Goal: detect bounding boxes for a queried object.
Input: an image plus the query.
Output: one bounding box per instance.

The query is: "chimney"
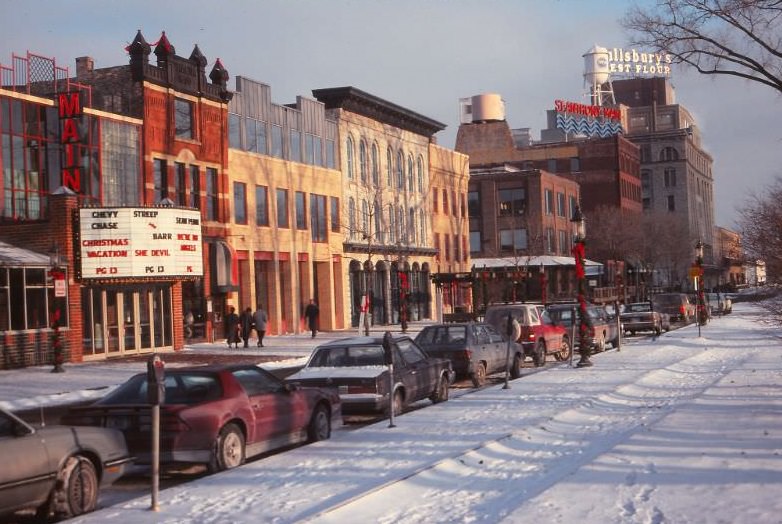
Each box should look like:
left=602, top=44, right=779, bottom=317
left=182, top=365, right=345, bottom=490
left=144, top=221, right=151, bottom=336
left=75, top=56, right=94, bottom=77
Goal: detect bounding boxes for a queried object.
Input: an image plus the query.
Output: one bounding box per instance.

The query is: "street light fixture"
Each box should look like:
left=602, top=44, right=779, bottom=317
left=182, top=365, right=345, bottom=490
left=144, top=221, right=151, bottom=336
left=571, top=205, right=592, bottom=368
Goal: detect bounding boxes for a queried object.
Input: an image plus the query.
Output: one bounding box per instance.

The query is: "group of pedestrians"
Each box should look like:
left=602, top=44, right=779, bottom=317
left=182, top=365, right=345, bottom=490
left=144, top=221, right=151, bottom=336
left=224, top=299, right=319, bottom=348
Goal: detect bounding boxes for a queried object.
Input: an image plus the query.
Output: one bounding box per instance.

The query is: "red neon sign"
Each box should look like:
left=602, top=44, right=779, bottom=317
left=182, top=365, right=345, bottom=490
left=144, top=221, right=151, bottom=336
left=59, top=92, right=82, bottom=193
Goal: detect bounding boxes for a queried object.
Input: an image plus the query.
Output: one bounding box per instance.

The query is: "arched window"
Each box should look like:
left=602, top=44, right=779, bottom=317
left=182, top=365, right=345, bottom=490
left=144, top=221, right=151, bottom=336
left=409, top=207, right=416, bottom=245
left=386, top=147, right=393, bottom=187
left=361, top=199, right=369, bottom=236
left=375, top=199, right=384, bottom=243
left=659, top=146, right=679, bottom=161
left=397, top=207, right=405, bottom=243
left=359, top=140, right=367, bottom=183
left=371, top=143, right=380, bottom=186
left=388, top=204, right=396, bottom=243
left=346, top=135, right=355, bottom=179
left=348, top=197, right=356, bottom=240
left=396, top=150, right=405, bottom=189
left=417, top=156, right=424, bottom=193
left=419, top=209, right=426, bottom=244
left=407, top=155, right=414, bottom=192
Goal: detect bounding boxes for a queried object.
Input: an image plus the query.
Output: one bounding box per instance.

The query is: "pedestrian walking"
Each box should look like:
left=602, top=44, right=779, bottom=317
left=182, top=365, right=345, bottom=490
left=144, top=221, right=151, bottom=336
left=304, top=299, right=319, bottom=338
left=225, top=306, right=240, bottom=349
left=253, top=305, right=268, bottom=347
left=239, top=307, right=254, bottom=348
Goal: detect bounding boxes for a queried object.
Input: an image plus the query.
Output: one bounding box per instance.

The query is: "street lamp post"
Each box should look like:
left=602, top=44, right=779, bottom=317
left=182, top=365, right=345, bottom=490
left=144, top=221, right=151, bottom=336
left=571, top=206, right=592, bottom=368
left=539, top=261, right=547, bottom=306
left=694, top=240, right=706, bottom=335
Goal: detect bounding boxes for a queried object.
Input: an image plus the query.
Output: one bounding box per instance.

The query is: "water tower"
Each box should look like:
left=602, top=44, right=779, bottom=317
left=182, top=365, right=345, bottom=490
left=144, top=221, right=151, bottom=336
left=583, top=45, right=615, bottom=106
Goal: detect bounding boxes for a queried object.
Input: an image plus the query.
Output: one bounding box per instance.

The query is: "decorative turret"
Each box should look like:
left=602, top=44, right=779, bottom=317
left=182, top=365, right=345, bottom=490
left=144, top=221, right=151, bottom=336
left=209, top=58, right=233, bottom=102
left=189, top=44, right=207, bottom=70
left=128, top=30, right=151, bottom=81
left=153, top=31, right=175, bottom=65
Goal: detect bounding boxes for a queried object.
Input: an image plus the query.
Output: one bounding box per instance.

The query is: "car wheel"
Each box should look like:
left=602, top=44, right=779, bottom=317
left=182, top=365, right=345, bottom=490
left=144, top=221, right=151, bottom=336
left=51, top=455, right=99, bottom=519
left=557, top=337, right=572, bottom=361
left=390, top=389, right=404, bottom=416
left=211, top=423, right=245, bottom=472
left=307, top=404, right=331, bottom=442
left=430, top=374, right=450, bottom=403
left=510, top=353, right=524, bottom=378
left=596, top=335, right=606, bottom=353
left=471, top=362, right=487, bottom=387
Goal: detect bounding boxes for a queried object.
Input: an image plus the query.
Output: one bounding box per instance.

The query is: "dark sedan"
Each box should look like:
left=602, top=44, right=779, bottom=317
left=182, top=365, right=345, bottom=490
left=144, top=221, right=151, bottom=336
left=0, top=407, right=132, bottom=521
left=63, top=364, right=341, bottom=472
left=286, top=335, right=452, bottom=416
left=414, top=322, right=524, bottom=387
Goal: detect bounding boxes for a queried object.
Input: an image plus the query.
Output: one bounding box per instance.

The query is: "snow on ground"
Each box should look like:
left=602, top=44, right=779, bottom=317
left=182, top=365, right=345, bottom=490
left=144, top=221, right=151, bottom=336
left=57, top=302, right=782, bottom=524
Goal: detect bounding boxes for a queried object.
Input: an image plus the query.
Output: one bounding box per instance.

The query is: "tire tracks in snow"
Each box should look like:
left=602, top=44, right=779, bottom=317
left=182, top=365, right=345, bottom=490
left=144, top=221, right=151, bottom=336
left=299, top=346, right=751, bottom=524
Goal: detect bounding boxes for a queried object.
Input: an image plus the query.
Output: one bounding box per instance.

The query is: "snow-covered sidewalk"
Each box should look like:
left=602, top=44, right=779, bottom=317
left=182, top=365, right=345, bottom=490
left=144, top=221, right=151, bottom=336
left=67, top=303, right=782, bottom=524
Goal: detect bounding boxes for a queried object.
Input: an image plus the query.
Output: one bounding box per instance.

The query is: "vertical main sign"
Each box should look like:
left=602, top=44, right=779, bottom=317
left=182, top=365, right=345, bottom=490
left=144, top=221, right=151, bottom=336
left=58, top=91, right=83, bottom=193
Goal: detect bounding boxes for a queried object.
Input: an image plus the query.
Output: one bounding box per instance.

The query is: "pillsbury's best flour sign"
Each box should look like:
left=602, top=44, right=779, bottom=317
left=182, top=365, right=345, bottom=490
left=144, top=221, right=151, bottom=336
left=606, top=47, right=672, bottom=77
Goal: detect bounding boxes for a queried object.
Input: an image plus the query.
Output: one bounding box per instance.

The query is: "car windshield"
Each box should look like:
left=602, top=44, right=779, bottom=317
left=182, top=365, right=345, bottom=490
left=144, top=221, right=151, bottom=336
left=309, top=345, right=385, bottom=367
left=98, top=372, right=223, bottom=405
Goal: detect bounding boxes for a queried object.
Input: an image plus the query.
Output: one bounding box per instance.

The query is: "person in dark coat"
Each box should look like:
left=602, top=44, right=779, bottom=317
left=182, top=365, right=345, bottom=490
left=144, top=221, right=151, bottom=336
left=239, top=307, right=254, bottom=348
left=304, top=299, right=319, bottom=338
left=225, top=306, right=240, bottom=349
left=253, top=305, right=268, bottom=347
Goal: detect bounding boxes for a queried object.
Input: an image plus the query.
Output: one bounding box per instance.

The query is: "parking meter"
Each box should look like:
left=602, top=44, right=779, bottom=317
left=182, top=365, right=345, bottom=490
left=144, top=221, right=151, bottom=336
left=147, top=354, right=165, bottom=405
left=382, top=331, right=394, bottom=366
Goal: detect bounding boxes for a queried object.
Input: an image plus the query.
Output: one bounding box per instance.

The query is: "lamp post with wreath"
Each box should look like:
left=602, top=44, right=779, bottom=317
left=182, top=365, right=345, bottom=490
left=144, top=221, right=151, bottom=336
left=48, top=244, right=67, bottom=373
left=571, top=206, right=593, bottom=368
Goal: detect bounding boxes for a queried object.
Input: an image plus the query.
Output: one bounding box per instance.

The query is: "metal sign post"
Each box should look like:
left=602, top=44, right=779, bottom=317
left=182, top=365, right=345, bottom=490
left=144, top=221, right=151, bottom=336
left=147, top=354, right=165, bottom=511
left=382, top=332, right=396, bottom=428
left=503, top=313, right=512, bottom=389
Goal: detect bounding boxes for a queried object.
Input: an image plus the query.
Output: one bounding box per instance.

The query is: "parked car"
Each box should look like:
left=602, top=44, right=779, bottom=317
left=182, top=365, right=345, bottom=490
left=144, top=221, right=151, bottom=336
left=484, top=303, right=570, bottom=363
left=0, top=407, right=132, bottom=521
left=414, top=322, right=526, bottom=387
left=621, top=301, right=671, bottom=335
left=651, top=293, right=695, bottom=323
left=286, top=335, right=452, bottom=416
left=546, top=303, right=620, bottom=351
left=705, top=292, right=732, bottom=316
left=63, top=364, right=341, bottom=472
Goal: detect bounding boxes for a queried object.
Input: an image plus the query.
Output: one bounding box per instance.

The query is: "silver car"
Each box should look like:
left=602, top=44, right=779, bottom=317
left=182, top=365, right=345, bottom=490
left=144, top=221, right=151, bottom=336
left=0, top=407, right=132, bottom=521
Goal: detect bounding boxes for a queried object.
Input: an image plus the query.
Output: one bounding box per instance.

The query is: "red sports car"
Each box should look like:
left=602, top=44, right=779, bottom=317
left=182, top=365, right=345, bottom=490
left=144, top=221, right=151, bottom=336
left=63, top=364, right=341, bottom=472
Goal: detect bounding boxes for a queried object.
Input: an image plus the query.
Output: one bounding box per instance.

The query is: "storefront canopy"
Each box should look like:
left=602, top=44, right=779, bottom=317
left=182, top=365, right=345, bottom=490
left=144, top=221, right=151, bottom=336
left=0, top=240, right=51, bottom=267
left=471, top=255, right=603, bottom=276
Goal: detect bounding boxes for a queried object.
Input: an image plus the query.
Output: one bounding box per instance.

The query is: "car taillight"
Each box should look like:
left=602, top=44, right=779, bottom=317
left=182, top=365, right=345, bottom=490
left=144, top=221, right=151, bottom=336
left=679, top=305, right=686, bottom=315
left=455, top=349, right=472, bottom=361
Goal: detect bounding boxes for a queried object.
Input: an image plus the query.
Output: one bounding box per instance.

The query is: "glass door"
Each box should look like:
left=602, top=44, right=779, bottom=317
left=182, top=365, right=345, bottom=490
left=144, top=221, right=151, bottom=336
left=105, top=290, right=120, bottom=354
left=139, top=289, right=152, bottom=349
left=123, top=291, right=136, bottom=352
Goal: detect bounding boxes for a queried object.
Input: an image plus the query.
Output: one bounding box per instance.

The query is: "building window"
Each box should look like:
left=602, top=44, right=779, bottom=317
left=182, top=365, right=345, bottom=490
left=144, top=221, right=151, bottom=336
left=667, top=195, right=675, bottom=211
left=570, top=157, right=580, bottom=172
left=246, top=118, right=267, bottom=155
left=228, top=113, right=241, bottom=149
left=471, top=231, right=482, bottom=254
left=386, top=147, right=393, bottom=186
left=371, top=143, right=380, bottom=185
left=434, top=233, right=441, bottom=261
left=348, top=198, right=356, bottom=240
left=325, top=139, right=335, bottom=169
left=295, top=191, right=307, bottom=229
left=642, top=197, right=651, bottom=210
left=498, top=188, right=524, bottom=216
left=305, top=133, right=315, bottom=164
left=659, top=147, right=679, bottom=161
left=433, top=188, right=439, bottom=214
left=361, top=199, right=369, bottom=236
left=556, top=192, right=566, bottom=217
left=664, top=168, right=677, bottom=187
left=314, top=135, right=322, bottom=166
left=396, top=150, right=404, bottom=189
left=276, top=189, right=289, bottom=228
left=175, top=162, right=187, bottom=206
left=444, top=235, right=450, bottom=262
left=206, top=167, right=218, bottom=221
left=545, top=189, right=554, bottom=215
left=289, top=129, right=302, bottom=162
left=346, top=135, right=355, bottom=179
left=188, top=165, right=200, bottom=209
left=468, top=191, right=481, bottom=217
left=255, top=185, right=269, bottom=226
left=0, top=267, right=65, bottom=331
left=271, top=124, right=283, bottom=158
left=558, top=230, right=567, bottom=255
left=407, top=155, right=414, bottom=192
left=419, top=209, right=426, bottom=245
left=451, top=190, right=458, bottom=216
left=499, top=229, right=527, bottom=252
left=310, top=194, right=327, bottom=242
left=153, top=159, right=168, bottom=202
left=442, top=189, right=448, bottom=215
left=388, top=204, right=396, bottom=244
left=569, top=195, right=577, bottom=219
left=330, top=196, right=340, bottom=232
left=546, top=227, right=555, bottom=253
left=376, top=201, right=385, bottom=244
left=409, top=208, right=417, bottom=245
left=359, top=140, right=368, bottom=183
left=417, top=156, right=424, bottom=193
left=174, top=98, right=194, bottom=139
left=233, top=182, right=247, bottom=224
left=547, top=159, right=557, bottom=173
left=101, top=119, right=141, bottom=207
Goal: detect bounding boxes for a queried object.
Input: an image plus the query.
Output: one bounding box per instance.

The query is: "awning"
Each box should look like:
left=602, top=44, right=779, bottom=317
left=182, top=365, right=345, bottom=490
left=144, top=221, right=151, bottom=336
left=210, top=240, right=239, bottom=293
left=471, top=255, right=602, bottom=271
left=0, top=240, right=52, bottom=267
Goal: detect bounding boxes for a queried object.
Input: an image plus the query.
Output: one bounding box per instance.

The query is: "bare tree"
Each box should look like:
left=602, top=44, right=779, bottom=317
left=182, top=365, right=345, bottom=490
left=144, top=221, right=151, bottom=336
left=623, top=0, right=782, bottom=94
left=736, top=176, right=782, bottom=282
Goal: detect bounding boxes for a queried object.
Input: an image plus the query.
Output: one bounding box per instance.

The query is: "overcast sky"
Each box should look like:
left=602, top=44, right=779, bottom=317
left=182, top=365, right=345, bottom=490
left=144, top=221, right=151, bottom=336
left=3, top=0, right=779, bottom=228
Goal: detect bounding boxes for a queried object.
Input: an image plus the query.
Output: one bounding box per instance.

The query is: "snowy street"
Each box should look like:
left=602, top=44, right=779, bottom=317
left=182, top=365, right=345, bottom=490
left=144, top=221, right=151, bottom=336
left=56, top=302, right=782, bottom=524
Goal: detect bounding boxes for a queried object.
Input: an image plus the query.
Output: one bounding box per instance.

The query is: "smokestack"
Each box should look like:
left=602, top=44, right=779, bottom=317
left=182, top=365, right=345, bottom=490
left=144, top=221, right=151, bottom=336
left=75, top=56, right=94, bottom=77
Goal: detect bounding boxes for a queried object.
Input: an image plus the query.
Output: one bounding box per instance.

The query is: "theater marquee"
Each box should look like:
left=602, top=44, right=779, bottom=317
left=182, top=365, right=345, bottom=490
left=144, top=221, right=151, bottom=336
left=77, top=207, right=203, bottom=280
